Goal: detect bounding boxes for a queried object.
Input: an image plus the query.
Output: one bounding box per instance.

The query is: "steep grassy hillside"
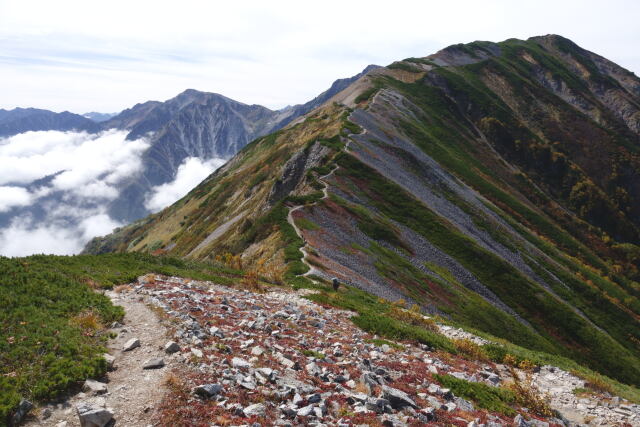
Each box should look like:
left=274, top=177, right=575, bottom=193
left=87, top=35, right=640, bottom=388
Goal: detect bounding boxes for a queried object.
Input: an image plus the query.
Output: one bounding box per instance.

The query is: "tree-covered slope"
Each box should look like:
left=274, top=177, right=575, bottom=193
left=86, top=35, right=640, bottom=387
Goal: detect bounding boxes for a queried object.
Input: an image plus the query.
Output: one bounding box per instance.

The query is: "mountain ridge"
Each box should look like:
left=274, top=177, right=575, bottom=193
left=0, top=107, right=100, bottom=137
left=87, top=34, right=640, bottom=389
left=0, top=67, right=381, bottom=231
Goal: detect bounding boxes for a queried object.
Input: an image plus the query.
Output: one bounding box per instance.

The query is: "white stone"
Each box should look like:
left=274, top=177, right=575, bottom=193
left=122, top=338, right=140, bottom=351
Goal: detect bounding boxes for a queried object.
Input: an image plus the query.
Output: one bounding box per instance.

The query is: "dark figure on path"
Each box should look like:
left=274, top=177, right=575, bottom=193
left=332, top=278, right=340, bottom=291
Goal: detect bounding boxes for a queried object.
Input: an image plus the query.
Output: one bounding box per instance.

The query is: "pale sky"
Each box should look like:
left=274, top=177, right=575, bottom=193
left=0, top=0, right=638, bottom=114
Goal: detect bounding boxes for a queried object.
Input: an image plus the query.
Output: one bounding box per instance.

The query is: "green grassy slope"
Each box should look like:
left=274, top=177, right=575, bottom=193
left=0, top=253, right=242, bottom=422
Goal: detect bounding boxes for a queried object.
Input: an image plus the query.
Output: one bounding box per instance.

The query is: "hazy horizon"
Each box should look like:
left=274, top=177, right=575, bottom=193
left=1, top=0, right=638, bottom=114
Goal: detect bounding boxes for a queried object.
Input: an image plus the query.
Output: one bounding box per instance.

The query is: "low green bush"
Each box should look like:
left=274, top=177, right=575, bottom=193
left=435, top=374, right=516, bottom=415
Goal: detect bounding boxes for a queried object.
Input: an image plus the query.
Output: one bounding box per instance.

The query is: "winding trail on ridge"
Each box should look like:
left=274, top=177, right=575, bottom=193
left=286, top=166, right=336, bottom=279
left=284, top=110, right=367, bottom=281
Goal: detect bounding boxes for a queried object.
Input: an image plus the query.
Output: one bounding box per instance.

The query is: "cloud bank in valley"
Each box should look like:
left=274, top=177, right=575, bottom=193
left=0, top=129, right=149, bottom=256
left=0, top=130, right=225, bottom=256
left=0, top=186, right=32, bottom=212
left=0, top=129, right=226, bottom=256
left=145, top=157, right=225, bottom=212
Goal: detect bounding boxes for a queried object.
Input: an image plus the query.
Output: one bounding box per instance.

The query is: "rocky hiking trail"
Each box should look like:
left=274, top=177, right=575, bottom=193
left=25, top=286, right=178, bottom=427
left=22, top=274, right=640, bottom=426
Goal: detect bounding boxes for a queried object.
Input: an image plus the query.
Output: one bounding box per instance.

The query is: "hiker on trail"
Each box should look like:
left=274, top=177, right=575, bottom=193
left=332, top=278, right=340, bottom=291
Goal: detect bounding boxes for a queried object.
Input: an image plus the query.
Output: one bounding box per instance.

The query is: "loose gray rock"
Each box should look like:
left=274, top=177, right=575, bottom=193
left=381, top=385, right=418, bottom=409
left=82, top=379, right=108, bottom=395
left=42, top=407, right=52, bottom=419
left=454, top=397, right=474, bottom=412
left=243, top=403, right=266, bottom=417
left=443, top=401, right=457, bottom=412
left=279, top=355, right=296, bottom=369
left=251, top=346, right=265, bottom=356
left=297, top=404, right=315, bottom=417
left=514, top=414, right=531, bottom=427
left=143, top=357, right=165, bottom=369
left=307, top=393, right=322, bottom=404
left=193, top=383, right=223, bottom=398
left=305, top=362, right=321, bottom=376
left=123, top=338, right=140, bottom=351
left=232, top=357, right=252, bottom=369
left=164, top=341, right=180, bottom=354
left=10, top=398, right=33, bottom=426
left=76, top=403, right=113, bottom=427
left=366, top=397, right=391, bottom=414
left=421, top=407, right=436, bottom=421
left=102, top=354, right=116, bottom=370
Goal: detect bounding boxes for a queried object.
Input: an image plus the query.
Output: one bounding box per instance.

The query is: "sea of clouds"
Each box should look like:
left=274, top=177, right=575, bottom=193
left=0, top=130, right=224, bottom=256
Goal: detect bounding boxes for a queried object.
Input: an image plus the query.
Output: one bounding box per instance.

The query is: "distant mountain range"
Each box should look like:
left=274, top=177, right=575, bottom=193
left=0, top=107, right=100, bottom=137
left=0, top=65, right=380, bottom=223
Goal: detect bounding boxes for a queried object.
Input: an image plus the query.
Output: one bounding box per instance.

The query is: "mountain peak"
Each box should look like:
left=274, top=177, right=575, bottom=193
left=91, top=35, right=640, bottom=393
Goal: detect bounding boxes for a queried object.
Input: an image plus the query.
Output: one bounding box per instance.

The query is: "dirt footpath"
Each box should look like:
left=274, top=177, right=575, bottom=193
left=26, top=290, right=173, bottom=426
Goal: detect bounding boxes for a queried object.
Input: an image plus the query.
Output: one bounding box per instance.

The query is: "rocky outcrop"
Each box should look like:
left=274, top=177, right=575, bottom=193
left=268, top=142, right=331, bottom=204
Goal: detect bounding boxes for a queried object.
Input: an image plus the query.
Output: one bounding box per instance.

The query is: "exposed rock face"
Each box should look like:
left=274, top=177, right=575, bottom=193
left=268, top=142, right=330, bottom=204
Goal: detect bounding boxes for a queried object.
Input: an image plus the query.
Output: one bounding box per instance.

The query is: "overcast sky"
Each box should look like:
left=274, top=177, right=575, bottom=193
left=0, top=0, right=638, bottom=114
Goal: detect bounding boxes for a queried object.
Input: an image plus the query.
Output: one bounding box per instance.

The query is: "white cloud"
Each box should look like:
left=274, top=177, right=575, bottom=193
left=0, top=212, right=122, bottom=257
left=79, top=214, right=121, bottom=241
left=0, top=219, right=84, bottom=257
left=0, top=129, right=148, bottom=256
left=145, top=157, right=225, bottom=212
left=0, top=129, right=149, bottom=195
left=0, top=186, right=32, bottom=212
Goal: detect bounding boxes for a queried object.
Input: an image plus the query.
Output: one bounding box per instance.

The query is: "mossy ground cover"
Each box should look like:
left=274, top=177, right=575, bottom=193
left=435, top=374, right=516, bottom=416
left=0, top=253, right=243, bottom=423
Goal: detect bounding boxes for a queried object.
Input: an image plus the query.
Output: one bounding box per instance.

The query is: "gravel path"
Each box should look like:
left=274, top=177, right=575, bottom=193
left=26, top=288, right=176, bottom=426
